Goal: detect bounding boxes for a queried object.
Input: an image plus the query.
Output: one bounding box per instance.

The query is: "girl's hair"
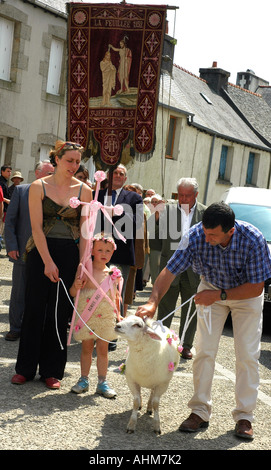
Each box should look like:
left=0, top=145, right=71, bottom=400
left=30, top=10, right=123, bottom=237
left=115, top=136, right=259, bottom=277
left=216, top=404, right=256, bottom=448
left=49, top=140, right=84, bottom=167
left=92, top=233, right=116, bottom=250
left=75, top=164, right=89, bottom=177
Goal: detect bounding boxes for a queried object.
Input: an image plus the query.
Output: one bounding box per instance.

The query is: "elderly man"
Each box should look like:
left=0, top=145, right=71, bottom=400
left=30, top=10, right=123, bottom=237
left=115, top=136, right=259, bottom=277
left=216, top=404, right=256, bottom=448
left=157, top=178, right=206, bottom=359
left=8, top=171, right=24, bottom=198
left=137, top=202, right=271, bottom=440
left=4, top=160, right=54, bottom=340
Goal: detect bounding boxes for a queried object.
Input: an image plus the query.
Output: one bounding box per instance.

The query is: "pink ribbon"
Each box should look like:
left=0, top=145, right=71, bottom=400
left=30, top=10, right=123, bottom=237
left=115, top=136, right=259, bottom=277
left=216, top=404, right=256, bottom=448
left=74, top=264, right=122, bottom=332
left=67, top=171, right=125, bottom=345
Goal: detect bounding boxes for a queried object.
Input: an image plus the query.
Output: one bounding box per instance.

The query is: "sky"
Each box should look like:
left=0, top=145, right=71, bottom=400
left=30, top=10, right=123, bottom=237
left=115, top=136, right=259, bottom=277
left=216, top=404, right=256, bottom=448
left=79, top=0, right=271, bottom=85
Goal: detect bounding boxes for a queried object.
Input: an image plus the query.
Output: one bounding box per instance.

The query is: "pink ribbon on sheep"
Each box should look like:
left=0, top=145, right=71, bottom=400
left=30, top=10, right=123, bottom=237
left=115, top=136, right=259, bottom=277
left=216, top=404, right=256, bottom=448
left=67, top=170, right=125, bottom=345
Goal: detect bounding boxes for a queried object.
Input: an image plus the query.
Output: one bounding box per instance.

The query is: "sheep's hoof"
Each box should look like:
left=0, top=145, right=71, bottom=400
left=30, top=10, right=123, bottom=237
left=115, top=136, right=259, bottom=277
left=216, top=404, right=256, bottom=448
left=154, top=429, right=161, bottom=435
left=147, top=410, right=153, bottom=415
left=126, top=428, right=135, bottom=434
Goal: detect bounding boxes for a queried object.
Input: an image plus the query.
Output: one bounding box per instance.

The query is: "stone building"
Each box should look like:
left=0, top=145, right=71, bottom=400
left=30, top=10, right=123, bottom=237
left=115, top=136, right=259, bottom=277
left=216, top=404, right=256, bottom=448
left=128, top=63, right=271, bottom=204
left=0, top=0, right=67, bottom=181
left=1, top=0, right=271, bottom=205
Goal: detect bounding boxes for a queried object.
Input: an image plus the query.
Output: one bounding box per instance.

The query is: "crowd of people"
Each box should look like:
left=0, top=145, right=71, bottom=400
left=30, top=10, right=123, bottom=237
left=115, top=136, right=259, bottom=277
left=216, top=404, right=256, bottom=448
left=1, top=142, right=271, bottom=441
left=1, top=148, right=169, bottom=395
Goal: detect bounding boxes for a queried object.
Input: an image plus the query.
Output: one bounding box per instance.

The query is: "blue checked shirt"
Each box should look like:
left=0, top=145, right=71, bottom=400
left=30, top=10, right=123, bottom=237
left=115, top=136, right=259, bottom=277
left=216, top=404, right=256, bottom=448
left=166, top=220, right=271, bottom=289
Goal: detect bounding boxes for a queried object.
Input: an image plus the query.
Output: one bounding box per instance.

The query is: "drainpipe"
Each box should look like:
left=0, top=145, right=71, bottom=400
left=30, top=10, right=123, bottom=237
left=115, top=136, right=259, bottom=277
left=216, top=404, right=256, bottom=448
left=203, top=134, right=216, bottom=205
left=268, top=153, right=271, bottom=188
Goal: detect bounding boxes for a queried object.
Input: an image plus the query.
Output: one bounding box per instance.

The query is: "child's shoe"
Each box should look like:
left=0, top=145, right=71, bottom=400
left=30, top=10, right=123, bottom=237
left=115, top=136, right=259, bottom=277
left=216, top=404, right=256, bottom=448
left=96, top=380, right=117, bottom=399
left=71, top=376, right=89, bottom=394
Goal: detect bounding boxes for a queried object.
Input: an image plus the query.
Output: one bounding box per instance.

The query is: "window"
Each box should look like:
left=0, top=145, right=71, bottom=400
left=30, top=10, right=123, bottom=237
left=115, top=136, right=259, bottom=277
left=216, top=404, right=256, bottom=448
left=200, top=92, right=213, bottom=105
left=0, top=17, right=14, bottom=81
left=246, top=151, right=259, bottom=185
left=218, top=145, right=233, bottom=181
left=39, top=144, right=52, bottom=161
left=46, top=38, right=64, bottom=95
left=0, top=137, right=7, bottom=167
left=166, top=116, right=177, bottom=159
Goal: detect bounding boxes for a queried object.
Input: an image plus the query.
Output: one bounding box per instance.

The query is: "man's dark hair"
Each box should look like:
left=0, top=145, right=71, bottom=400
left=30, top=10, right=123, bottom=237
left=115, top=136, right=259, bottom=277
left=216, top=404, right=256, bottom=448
left=202, top=202, right=235, bottom=233
left=1, top=165, right=12, bottom=173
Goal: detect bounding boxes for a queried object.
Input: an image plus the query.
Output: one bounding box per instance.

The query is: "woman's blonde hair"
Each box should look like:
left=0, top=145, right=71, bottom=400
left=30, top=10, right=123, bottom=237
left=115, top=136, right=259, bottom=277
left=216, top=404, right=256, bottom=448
left=49, top=140, right=84, bottom=167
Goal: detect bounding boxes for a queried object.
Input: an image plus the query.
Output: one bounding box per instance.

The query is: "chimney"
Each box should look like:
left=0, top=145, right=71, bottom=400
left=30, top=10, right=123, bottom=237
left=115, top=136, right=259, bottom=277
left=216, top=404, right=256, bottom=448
left=236, top=69, right=269, bottom=92
left=199, top=62, right=230, bottom=93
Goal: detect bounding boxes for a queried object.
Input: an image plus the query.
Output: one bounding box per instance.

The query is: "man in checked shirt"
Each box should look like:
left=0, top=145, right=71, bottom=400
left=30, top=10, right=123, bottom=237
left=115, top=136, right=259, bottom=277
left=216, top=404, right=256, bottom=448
left=137, top=202, right=271, bottom=440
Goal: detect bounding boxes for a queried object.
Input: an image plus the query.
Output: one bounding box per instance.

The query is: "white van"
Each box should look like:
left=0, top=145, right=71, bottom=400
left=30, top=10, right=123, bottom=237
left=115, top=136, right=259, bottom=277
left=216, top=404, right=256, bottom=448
left=221, top=186, right=271, bottom=248
left=221, top=186, right=271, bottom=328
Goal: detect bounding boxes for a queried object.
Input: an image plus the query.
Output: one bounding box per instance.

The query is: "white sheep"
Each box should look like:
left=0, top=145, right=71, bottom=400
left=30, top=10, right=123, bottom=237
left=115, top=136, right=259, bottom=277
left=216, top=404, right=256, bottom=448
left=115, top=314, right=181, bottom=434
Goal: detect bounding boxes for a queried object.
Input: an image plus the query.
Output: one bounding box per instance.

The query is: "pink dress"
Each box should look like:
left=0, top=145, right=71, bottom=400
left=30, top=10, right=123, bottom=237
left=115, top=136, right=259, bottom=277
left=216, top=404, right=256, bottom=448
left=73, top=269, right=122, bottom=342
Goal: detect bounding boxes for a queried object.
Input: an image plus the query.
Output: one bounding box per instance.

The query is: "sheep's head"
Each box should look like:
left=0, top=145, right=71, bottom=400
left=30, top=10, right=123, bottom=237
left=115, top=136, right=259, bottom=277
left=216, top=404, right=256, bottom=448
left=115, top=315, right=162, bottom=342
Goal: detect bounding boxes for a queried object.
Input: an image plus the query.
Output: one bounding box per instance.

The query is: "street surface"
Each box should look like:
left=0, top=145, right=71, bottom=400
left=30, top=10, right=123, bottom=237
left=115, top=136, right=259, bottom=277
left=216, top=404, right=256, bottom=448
left=0, top=252, right=270, bottom=458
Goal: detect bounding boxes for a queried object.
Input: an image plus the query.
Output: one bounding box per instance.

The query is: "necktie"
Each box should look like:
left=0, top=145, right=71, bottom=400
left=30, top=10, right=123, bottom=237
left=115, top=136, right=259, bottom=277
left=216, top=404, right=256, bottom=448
left=111, top=190, right=116, bottom=205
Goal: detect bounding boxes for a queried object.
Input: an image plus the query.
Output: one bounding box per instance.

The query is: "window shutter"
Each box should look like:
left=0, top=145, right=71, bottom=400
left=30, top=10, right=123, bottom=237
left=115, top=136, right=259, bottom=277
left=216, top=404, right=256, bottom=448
left=0, top=17, right=14, bottom=81
left=39, top=144, right=51, bottom=161
left=246, top=152, right=255, bottom=185
left=218, top=145, right=228, bottom=179
left=46, top=38, right=64, bottom=95
left=166, top=116, right=177, bottom=158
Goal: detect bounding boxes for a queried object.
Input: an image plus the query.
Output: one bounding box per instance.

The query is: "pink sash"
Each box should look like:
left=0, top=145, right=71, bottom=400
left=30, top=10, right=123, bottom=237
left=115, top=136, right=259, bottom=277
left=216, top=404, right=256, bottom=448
left=74, top=264, right=123, bottom=332
left=67, top=170, right=125, bottom=345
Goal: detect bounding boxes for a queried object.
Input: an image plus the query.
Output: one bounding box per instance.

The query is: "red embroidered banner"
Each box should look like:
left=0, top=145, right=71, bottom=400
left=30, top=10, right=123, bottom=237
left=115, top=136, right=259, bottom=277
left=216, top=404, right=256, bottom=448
left=67, top=2, right=166, bottom=166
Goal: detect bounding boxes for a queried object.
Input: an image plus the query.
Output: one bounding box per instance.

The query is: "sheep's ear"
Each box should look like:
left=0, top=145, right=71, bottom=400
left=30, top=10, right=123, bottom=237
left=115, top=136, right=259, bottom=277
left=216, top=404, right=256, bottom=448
left=144, top=326, right=162, bottom=341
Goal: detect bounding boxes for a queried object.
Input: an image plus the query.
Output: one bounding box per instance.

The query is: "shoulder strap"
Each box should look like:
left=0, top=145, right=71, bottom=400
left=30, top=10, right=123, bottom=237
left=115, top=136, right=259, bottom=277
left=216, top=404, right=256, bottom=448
left=41, top=179, right=46, bottom=197
left=78, top=182, right=83, bottom=200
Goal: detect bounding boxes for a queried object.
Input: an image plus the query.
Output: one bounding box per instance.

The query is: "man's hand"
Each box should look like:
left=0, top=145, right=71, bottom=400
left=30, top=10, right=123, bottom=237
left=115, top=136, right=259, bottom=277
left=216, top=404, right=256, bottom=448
left=194, top=282, right=264, bottom=306
left=136, top=301, right=156, bottom=319
left=136, top=267, right=176, bottom=319
left=194, top=289, right=220, bottom=306
left=8, top=250, right=19, bottom=261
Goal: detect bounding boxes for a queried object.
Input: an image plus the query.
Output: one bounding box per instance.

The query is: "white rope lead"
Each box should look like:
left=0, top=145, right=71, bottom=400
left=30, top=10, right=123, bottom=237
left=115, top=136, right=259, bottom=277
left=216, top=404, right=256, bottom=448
left=55, top=280, right=64, bottom=350
left=55, top=280, right=212, bottom=351
left=152, top=295, right=196, bottom=334
left=56, top=279, right=118, bottom=347
left=152, top=294, right=212, bottom=345
left=197, top=304, right=212, bottom=334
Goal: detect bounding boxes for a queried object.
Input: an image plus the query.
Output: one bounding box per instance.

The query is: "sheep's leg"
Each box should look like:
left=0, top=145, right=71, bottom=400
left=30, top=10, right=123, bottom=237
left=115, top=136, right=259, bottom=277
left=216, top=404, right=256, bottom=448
left=152, top=382, right=169, bottom=435
left=126, top=380, right=141, bottom=434
left=147, top=389, right=154, bottom=415
left=152, top=395, right=161, bottom=435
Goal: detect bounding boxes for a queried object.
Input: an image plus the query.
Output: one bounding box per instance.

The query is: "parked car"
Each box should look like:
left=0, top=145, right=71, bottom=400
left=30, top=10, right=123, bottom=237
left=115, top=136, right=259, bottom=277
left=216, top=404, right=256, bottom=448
left=221, top=186, right=271, bottom=332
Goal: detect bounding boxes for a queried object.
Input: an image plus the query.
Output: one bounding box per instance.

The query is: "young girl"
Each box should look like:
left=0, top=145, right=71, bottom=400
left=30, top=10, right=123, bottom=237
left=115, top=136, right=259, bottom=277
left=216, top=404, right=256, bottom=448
left=70, top=233, right=123, bottom=398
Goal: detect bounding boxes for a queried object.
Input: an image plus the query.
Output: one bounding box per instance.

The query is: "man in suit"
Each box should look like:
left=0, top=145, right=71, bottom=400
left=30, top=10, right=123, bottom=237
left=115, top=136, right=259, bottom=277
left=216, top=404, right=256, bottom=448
left=0, top=186, right=3, bottom=220
left=0, top=165, right=12, bottom=213
left=96, top=164, right=143, bottom=346
left=4, top=160, right=54, bottom=340
left=157, top=178, right=206, bottom=359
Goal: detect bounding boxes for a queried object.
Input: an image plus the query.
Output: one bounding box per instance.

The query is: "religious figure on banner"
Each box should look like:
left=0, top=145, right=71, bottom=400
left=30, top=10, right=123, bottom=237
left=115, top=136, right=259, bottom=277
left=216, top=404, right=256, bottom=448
left=68, top=3, right=167, bottom=165
left=109, top=36, right=132, bottom=94
left=100, top=51, right=116, bottom=106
